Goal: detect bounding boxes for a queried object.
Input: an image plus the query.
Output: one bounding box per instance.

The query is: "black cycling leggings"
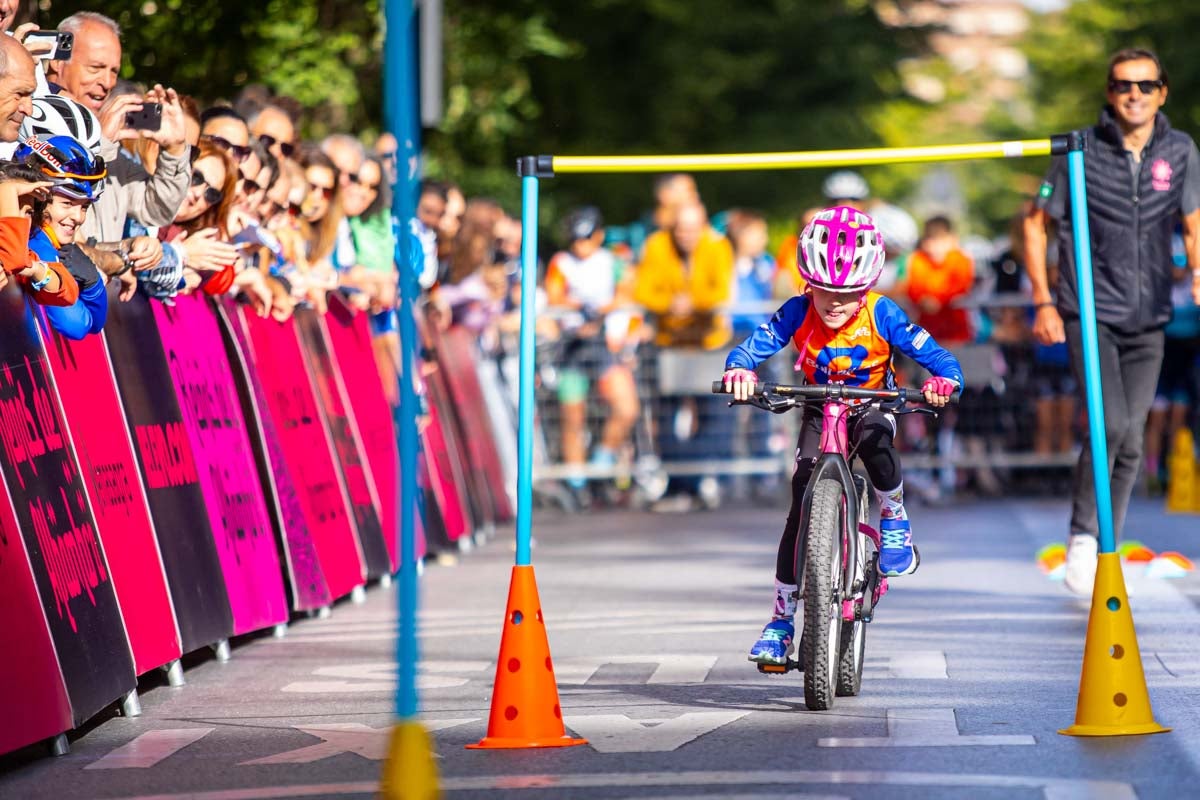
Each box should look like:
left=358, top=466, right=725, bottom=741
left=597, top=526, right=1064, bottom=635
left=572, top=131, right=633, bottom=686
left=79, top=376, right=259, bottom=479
left=775, top=408, right=900, bottom=583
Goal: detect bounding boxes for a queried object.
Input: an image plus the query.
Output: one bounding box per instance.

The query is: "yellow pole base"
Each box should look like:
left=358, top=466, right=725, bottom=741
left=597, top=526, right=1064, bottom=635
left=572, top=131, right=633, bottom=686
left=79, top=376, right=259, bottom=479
left=379, top=720, right=441, bottom=799
left=1059, top=553, right=1171, bottom=737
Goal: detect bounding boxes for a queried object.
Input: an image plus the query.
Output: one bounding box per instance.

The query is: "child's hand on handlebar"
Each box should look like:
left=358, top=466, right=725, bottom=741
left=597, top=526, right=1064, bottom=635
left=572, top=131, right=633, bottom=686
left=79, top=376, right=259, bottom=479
left=921, top=376, right=958, bottom=408
left=722, top=368, right=758, bottom=401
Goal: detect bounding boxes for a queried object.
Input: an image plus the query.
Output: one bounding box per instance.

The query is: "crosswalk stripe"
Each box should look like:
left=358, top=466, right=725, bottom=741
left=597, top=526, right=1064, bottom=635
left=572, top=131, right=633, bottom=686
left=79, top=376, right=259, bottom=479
left=86, top=729, right=215, bottom=770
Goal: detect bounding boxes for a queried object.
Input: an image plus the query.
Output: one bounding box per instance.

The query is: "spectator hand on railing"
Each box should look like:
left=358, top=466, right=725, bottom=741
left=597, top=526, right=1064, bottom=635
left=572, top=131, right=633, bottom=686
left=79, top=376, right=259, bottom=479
left=178, top=228, right=239, bottom=273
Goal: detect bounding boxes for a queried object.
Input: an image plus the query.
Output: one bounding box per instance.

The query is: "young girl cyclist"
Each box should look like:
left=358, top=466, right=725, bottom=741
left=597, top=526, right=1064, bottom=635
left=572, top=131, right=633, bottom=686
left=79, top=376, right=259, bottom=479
left=720, top=206, right=964, bottom=666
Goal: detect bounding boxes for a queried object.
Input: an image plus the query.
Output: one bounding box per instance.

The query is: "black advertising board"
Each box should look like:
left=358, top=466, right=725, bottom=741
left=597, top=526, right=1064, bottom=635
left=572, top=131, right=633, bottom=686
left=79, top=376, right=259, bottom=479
left=0, top=284, right=134, bottom=724
left=104, top=293, right=233, bottom=652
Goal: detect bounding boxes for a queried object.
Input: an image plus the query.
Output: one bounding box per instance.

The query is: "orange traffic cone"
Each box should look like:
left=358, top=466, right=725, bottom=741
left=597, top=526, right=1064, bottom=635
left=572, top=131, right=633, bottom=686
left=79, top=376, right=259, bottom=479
left=467, top=565, right=587, bottom=749
left=1059, top=553, right=1170, bottom=737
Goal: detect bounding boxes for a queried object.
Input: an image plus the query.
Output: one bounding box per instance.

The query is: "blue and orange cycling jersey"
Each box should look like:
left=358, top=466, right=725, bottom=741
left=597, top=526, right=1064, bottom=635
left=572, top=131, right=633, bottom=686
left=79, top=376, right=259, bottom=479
left=724, top=292, right=964, bottom=390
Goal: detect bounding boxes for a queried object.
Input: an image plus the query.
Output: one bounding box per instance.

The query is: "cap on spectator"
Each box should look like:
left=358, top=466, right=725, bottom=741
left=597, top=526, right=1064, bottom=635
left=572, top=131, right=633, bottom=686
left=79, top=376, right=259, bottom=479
left=20, top=96, right=102, bottom=155
left=821, top=170, right=870, bottom=202
left=564, top=206, right=603, bottom=242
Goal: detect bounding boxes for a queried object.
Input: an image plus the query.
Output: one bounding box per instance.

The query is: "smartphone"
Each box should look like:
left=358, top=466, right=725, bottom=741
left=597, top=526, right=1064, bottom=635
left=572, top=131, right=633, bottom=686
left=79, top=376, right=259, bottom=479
left=24, top=30, right=74, bottom=61
left=125, top=103, right=163, bottom=132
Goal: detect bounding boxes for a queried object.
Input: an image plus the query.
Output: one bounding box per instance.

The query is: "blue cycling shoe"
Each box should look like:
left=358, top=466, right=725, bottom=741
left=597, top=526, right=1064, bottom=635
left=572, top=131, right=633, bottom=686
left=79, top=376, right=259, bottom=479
left=878, top=518, right=920, bottom=576
left=748, top=618, right=794, bottom=665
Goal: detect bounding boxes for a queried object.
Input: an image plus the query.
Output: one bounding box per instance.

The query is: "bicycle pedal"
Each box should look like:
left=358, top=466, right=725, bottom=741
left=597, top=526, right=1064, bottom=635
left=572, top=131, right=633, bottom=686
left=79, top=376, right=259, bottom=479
left=757, top=662, right=789, bottom=675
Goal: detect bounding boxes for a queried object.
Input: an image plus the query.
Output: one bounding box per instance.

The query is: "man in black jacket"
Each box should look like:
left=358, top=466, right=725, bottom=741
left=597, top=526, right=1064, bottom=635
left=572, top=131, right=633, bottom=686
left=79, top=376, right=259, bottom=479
left=1025, top=48, right=1200, bottom=595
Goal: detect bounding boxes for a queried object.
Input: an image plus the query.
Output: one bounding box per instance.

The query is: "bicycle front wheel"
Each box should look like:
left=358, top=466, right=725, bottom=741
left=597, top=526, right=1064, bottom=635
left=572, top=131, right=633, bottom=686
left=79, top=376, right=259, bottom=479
left=800, top=477, right=845, bottom=711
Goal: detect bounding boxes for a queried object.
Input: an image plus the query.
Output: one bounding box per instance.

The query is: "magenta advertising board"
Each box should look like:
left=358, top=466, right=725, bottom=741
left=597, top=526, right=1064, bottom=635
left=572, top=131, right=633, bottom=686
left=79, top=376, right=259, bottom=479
left=152, top=294, right=287, bottom=635
left=218, top=299, right=331, bottom=611
left=241, top=309, right=365, bottom=600
left=40, top=310, right=181, bottom=675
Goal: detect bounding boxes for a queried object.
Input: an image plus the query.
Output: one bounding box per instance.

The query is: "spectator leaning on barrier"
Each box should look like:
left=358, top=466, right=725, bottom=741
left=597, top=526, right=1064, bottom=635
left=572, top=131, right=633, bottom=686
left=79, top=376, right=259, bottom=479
left=18, top=138, right=109, bottom=338
left=545, top=206, right=640, bottom=504
left=1024, top=47, right=1200, bottom=596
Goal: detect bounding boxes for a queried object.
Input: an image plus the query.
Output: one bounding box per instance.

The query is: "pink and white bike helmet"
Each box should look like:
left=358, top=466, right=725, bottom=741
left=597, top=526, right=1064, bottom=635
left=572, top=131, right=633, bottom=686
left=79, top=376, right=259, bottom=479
left=797, top=205, right=886, bottom=293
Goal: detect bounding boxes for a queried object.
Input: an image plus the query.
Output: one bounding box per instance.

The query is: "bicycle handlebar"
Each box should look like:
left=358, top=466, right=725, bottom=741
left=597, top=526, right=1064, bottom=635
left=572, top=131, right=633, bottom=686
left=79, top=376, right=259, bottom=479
left=710, top=380, right=960, bottom=405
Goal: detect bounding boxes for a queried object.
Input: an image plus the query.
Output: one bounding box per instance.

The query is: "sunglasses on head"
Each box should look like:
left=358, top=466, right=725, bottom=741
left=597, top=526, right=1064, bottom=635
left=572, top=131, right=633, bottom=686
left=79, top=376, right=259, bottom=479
left=1108, top=78, right=1163, bottom=95
left=191, top=169, right=223, bottom=205
left=202, top=134, right=251, bottom=162
left=257, top=134, right=296, bottom=158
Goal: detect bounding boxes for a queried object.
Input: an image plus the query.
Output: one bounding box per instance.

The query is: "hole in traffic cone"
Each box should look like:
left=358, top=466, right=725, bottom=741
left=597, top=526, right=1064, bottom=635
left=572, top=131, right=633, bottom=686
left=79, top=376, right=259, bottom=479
left=466, top=565, right=587, bottom=750
left=1060, top=553, right=1171, bottom=737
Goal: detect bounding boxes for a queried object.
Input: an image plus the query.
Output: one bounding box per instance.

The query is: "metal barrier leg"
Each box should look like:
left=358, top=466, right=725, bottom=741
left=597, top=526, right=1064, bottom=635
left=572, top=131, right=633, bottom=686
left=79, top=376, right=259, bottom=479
left=164, top=659, right=185, bottom=687
left=213, top=639, right=231, bottom=663
left=48, top=733, right=69, bottom=757
left=121, top=689, right=142, bottom=718
left=351, top=585, right=368, bottom=604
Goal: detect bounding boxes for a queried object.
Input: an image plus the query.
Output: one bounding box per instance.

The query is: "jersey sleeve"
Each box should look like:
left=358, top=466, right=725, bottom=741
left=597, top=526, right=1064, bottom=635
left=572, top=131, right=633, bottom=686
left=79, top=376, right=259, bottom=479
left=44, top=281, right=107, bottom=340
left=873, top=296, right=964, bottom=387
left=724, top=294, right=809, bottom=370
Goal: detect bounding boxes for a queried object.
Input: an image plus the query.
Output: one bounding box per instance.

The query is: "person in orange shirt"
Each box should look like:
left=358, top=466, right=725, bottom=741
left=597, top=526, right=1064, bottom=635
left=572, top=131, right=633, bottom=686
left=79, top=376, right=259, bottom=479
left=0, top=170, right=78, bottom=306
left=905, top=216, right=975, bottom=345
left=634, top=201, right=734, bottom=350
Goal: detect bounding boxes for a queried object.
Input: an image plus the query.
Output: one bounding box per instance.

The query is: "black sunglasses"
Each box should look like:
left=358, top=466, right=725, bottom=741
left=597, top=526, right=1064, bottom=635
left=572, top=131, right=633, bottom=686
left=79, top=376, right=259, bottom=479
left=257, top=134, right=296, bottom=158
left=191, top=169, right=223, bottom=205
left=242, top=176, right=269, bottom=195
left=202, top=134, right=251, bottom=162
left=1108, top=79, right=1163, bottom=95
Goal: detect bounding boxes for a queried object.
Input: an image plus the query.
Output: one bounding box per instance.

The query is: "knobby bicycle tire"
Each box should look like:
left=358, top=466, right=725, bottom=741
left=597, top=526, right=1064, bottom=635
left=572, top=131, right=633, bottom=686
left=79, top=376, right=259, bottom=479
left=836, top=476, right=871, bottom=696
left=801, top=477, right=845, bottom=710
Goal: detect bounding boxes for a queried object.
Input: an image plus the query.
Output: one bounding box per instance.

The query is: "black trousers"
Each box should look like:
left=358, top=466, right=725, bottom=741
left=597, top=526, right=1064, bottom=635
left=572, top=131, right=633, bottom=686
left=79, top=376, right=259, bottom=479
left=1064, top=319, right=1165, bottom=539
left=775, top=408, right=900, bottom=583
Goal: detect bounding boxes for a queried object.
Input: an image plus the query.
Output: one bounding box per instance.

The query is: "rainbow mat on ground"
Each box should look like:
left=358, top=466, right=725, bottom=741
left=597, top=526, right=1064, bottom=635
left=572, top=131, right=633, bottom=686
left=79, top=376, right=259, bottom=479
left=1036, top=540, right=1195, bottom=581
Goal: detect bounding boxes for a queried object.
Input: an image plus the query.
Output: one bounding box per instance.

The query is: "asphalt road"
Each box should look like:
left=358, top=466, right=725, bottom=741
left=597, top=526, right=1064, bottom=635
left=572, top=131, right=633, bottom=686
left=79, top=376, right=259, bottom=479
left=2, top=495, right=1200, bottom=799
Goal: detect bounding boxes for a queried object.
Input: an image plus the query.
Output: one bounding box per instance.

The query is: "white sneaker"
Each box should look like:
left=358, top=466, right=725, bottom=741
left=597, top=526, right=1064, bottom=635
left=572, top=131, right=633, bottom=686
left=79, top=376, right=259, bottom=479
left=1063, top=534, right=1098, bottom=596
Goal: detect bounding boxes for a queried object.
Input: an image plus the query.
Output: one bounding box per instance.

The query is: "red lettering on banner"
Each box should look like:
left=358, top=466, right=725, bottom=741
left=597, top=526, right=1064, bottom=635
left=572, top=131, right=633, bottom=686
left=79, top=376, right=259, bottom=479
left=92, top=461, right=136, bottom=515
left=0, top=359, right=49, bottom=488
left=135, top=423, right=200, bottom=489
left=30, top=489, right=109, bottom=632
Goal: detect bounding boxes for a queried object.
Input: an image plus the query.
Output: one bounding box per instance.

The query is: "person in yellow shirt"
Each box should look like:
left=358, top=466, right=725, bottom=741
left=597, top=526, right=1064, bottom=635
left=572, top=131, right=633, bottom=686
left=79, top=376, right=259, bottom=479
left=634, top=201, right=734, bottom=350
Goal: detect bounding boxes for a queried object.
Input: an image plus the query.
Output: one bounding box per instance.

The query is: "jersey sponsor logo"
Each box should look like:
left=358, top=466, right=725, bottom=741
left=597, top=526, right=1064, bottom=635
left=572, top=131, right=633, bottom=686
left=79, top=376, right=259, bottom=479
left=906, top=324, right=930, bottom=350
left=814, top=344, right=871, bottom=386
left=1151, top=158, right=1173, bottom=191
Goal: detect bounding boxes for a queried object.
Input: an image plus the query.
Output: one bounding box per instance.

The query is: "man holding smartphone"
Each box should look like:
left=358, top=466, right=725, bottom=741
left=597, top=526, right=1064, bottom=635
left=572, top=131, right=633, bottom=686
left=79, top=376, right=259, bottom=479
left=43, top=12, right=189, bottom=250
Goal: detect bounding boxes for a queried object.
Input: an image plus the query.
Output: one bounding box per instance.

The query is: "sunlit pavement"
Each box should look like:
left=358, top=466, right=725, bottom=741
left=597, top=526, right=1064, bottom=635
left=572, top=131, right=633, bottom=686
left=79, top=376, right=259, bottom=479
left=2, top=496, right=1198, bottom=799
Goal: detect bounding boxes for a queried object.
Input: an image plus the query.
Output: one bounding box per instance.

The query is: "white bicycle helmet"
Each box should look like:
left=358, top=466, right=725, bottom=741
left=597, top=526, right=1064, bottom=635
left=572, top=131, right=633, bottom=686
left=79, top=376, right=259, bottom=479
left=821, top=170, right=870, bottom=202
left=797, top=206, right=886, bottom=293
left=20, top=95, right=103, bottom=155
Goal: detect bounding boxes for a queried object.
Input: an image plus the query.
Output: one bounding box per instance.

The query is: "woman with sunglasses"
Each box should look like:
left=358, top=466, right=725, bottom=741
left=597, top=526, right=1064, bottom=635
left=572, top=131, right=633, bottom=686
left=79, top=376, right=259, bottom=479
left=296, top=147, right=343, bottom=311
left=158, top=139, right=241, bottom=296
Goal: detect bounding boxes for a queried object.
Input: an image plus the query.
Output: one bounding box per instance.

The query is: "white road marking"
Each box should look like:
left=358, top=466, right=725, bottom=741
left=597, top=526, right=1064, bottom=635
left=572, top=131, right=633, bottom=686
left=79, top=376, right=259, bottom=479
left=89, top=769, right=1140, bottom=800
left=563, top=711, right=749, bottom=752
left=240, top=724, right=392, bottom=765
left=555, top=654, right=718, bottom=685
left=280, top=661, right=489, bottom=693
left=817, top=708, right=1035, bottom=747
left=86, top=728, right=215, bottom=770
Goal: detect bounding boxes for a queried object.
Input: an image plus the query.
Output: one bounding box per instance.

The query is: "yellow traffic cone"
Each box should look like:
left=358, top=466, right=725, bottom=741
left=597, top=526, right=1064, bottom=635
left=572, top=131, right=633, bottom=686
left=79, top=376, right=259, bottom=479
left=380, top=720, right=441, bottom=799
left=1165, top=429, right=1197, bottom=513
left=1060, top=553, right=1170, bottom=737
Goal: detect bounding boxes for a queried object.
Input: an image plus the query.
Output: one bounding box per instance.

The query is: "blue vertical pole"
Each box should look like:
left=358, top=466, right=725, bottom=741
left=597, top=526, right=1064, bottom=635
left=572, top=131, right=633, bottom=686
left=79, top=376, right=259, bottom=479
left=1066, top=134, right=1116, bottom=555
left=385, top=0, right=420, bottom=720
left=516, top=175, right=539, bottom=567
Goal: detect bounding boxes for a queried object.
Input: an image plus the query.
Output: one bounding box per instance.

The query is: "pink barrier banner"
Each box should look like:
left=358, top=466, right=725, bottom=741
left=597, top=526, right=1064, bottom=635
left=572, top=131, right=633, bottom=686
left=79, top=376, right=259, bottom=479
left=323, top=296, right=406, bottom=567
left=0, top=287, right=134, bottom=728
left=218, top=300, right=331, bottom=611
left=241, top=308, right=365, bottom=600
left=40, top=313, right=181, bottom=675
left=153, top=294, right=287, bottom=635
left=0, top=453, right=71, bottom=756
left=295, top=307, right=391, bottom=579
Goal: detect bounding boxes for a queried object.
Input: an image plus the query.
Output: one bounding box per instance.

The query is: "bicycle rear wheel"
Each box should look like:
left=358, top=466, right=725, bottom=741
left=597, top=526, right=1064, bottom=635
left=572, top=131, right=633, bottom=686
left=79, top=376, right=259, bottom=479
left=800, top=477, right=845, bottom=711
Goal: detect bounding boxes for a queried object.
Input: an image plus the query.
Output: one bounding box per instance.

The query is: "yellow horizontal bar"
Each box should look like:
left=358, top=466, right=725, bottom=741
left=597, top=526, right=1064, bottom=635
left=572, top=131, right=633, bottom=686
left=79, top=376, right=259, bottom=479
left=551, top=139, right=1053, bottom=174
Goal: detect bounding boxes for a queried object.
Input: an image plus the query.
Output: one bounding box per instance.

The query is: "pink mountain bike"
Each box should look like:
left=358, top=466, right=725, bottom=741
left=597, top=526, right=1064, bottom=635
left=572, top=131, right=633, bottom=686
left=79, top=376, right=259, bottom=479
left=712, top=380, right=949, bottom=710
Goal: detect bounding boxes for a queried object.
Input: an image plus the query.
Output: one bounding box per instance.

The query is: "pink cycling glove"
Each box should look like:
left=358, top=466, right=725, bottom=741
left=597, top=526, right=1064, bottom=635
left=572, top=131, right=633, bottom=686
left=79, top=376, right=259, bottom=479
left=921, top=376, right=958, bottom=398
left=722, top=368, right=757, bottom=400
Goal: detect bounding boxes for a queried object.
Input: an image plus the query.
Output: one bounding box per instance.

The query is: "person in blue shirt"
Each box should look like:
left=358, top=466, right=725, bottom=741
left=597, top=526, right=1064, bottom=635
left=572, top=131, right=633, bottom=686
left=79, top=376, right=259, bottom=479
left=15, top=134, right=109, bottom=340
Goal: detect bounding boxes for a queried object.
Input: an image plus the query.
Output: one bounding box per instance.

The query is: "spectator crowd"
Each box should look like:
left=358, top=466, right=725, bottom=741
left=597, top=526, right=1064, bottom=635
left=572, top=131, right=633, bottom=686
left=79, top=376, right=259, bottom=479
left=6, top=13, right=1195, bottom=515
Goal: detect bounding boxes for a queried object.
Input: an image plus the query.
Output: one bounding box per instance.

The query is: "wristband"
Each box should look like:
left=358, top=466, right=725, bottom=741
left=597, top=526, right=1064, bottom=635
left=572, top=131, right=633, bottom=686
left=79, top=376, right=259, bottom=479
left=29, top=262, right=52, bottom=291
left=1034, top=301, right=1055, bottom=309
